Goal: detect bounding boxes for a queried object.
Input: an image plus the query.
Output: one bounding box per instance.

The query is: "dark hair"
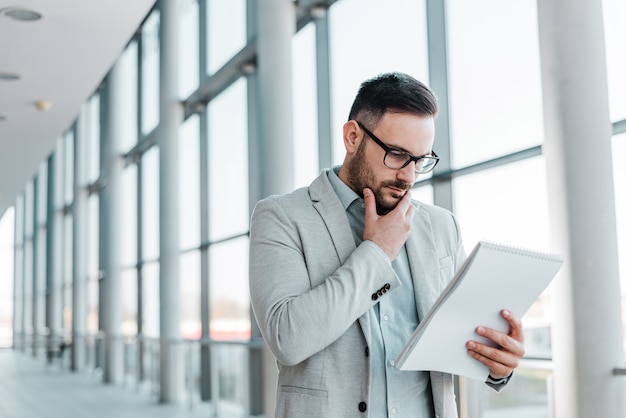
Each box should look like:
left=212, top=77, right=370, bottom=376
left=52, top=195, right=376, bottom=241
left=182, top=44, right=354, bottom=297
left=347, top=72, right=438, bottom=128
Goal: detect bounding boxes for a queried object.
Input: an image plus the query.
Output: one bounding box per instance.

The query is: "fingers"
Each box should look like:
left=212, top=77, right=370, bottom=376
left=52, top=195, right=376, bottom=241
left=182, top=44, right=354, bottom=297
left=466, top=310, right=526, bottom=379
left=466, top=341, right=517, bottom=378
left=363, top=188, right=377, bottom=221
left=396, top=188, right=414, bottom=215
left=502, top=309, right=524, bottom=343
left=362, top=188, right=412, bottom=261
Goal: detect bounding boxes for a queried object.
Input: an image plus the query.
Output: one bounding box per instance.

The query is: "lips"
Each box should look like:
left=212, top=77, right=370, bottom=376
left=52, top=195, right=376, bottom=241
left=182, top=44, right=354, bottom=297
left=387, top=186, right=407, bottom=198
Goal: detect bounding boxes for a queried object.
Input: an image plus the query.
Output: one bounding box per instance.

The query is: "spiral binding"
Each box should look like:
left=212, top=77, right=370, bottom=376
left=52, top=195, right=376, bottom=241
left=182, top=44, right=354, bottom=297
left=479, top=240, right=563, bottom=263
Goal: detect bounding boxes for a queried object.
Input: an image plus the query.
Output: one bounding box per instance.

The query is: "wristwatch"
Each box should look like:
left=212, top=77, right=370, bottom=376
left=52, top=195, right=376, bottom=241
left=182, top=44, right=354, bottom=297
left=485, top=374, right=511, bottom=385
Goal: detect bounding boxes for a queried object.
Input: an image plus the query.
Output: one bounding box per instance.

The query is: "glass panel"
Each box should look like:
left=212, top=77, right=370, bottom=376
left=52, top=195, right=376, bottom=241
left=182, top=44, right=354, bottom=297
left=35, top=228, right=47, bottom=335
left=603, top=0, right=626, bottom=121
left=37, top=161, right=48, bottom=224
left=208, top=78, right=249, bottom=241
left=613, top=135, right=626, bottom=350
left=13, top=198, right=23, bottom=343
left=180, top=115, right=201, bottom=250
left=142, top=262, right=160, bottom=337
left=23, top=240, right=33, bottom=334
left=14, top=195, right=24, bottom=246
left=120, top=165, right=138, bottom=267
left=479, top=363, right=552, bottom=417
left=86, top=195, right=99, bottom=333
left=142, top=146, right=160, bottom=261
left=447, top=0, right=543, bottom=168
left=213, top=344, right=249, bottom=417
left=180, top=251, right=201, bottom=339
left=121, top=268, right=138, bottom=336
left=118, top=41, right=139, bottom=153
left=54, top=140, right=65, bottom=211
left=454, top=157, right=552, bottom=358
left=179, top=0, right=199, bottom=98
left=0, top=207, right=15, bottom=347
left=63, top=282, right=73, bottom=333
left=64, top=131, right=74, bottom=205
left=63, top=214, right=73, bottom=333
left=86, top=94, right=101, bottom=183
left=206, top=0, right=246, bottom=75
left=13, top=247, right=23, bottom=341
left=410, top=183, right=434, bottom=205
left=86, top=278, right=99, bottom=334
left=329, top=0, right=429, bottom=166
left=23, top=181, right=33, bottom=238
left=209, top=236, right=250, bottom=340
left=86, top=195, right=99, bottom=281
left=292, top=22, right=319, bottom=188
left=141, top=11, right=160, bottom=135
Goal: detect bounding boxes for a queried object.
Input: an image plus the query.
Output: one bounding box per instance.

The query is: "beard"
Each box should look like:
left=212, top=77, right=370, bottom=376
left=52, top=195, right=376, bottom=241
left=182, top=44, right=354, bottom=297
left=346, top=141, right=412, bottom=215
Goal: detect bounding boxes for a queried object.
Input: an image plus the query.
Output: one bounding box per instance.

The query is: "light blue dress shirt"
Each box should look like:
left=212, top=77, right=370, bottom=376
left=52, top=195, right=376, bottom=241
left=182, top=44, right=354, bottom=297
left=328, top=167, right=435, bottom=418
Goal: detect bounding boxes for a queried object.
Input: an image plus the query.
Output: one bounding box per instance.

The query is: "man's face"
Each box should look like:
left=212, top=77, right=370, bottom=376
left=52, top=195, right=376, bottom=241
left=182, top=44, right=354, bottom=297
left=342, top=112, right=435, bottom=215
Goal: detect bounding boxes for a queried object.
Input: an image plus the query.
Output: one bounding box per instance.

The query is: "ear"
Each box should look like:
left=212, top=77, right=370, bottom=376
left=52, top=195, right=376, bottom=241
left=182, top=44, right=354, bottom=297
left=342, top=120, right=362, bottom=154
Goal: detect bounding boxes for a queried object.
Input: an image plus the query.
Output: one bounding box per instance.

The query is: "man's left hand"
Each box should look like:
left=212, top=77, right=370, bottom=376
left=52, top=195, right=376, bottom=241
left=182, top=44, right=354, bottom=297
left=466, top=309, right=525, bottom=380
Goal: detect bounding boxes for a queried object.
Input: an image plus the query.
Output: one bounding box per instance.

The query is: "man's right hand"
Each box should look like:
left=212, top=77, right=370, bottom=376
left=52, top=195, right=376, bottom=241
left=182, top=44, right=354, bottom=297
left=362, top=188, right=414, bottom=260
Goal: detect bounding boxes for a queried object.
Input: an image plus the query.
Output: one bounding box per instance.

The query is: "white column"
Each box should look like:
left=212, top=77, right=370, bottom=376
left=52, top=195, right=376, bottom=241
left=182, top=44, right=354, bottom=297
left=13, top=195, right=24, bottom=350
left=257, top=0, right=296, bottom=196
left=72, top=112, right=88, bottom=371
left=158, top=0, right=184, bottom=403
left=101, top=60, right=125, bottom=384
left=50, top=151, right=64, bottom=358
left=537, top=1, right=626, bottom=417
left=254, top=1, right=296, bottom=416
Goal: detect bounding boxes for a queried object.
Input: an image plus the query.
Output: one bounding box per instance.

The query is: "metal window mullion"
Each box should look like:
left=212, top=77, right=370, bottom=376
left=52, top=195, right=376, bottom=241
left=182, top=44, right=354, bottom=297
left=45, top=155, right=56, bottom=357
left=199, top=89, right=212, bottom=403
left=612, top=118, right=626, bottom=135
left=246, top=2, right=264, bottom=415
left=315, top=9, right=333, bottom=170
left=136, top=28, right=145, bottom=382
left=31, top=176, right=39, bottom=355
left=426, top=0, right=454, bottom=212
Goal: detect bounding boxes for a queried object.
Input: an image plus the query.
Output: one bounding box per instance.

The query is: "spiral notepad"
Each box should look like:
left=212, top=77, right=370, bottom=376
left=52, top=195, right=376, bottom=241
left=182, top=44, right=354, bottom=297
left=394, top=241, right=563, bottom=381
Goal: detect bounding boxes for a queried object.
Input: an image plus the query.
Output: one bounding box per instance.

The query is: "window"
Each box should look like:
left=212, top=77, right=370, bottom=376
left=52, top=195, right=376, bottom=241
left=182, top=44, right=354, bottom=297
left=292, top=22, right=319, bottom=188
left=209, top=236, right=250, bottom=340
left=207, top=78, right=249, bottom=242
left=329, top=0, right=429, bottom=166
left=141, top=11, right=160, bottom=134
left=447, top=0, right=543, bottom=168
left=0, top=207, right=15, bottom=347
left=141, top=147, right=160, bottom=261
left=206, top=0, right=246, bottom=75
left=179, top=115, right=201, bottom=251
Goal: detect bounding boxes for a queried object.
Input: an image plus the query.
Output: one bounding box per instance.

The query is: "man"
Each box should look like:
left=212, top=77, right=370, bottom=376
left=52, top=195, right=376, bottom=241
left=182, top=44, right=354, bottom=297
left=249, top=72, right=525, bottom=417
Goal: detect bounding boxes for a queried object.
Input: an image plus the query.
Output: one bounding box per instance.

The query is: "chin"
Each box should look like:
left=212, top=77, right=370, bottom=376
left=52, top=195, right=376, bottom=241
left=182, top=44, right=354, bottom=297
left=375, top=199, right=399, bottom=216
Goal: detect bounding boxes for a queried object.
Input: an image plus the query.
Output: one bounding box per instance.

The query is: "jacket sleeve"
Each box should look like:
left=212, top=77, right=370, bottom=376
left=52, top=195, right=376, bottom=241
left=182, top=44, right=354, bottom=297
left=248, top=197, right=401, bottom=366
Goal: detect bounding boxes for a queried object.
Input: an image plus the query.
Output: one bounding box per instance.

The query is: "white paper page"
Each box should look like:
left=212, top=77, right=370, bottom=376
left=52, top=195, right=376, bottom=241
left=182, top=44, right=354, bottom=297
left=395, top=241, right=563, bottom=381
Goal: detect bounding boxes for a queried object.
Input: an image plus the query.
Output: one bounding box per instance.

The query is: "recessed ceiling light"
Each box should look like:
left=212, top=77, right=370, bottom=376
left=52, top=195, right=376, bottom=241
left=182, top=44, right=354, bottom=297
left=0, top=6, right=43, bottom=21
left=34, top=100, right=52, bottom=112
left=0, top=72, right=20, bottom=81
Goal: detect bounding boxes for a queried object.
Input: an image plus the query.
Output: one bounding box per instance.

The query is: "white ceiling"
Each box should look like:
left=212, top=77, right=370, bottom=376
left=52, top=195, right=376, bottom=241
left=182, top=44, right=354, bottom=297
left=0, top=0, right=155, bottom=219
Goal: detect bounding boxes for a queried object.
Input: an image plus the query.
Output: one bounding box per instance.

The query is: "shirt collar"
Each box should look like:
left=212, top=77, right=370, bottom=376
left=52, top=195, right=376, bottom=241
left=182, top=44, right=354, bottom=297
left=327, top=166, right=361, bottom=211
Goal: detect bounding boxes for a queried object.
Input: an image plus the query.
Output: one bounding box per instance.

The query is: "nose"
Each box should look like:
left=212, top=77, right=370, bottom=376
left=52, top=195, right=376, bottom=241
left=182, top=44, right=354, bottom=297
left=396, top=161, right=417, bottom=184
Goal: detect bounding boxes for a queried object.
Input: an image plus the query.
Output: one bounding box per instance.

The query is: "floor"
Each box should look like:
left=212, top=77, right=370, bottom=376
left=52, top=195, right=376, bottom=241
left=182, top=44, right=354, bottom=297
left=0, top=349, right=218, bottom=418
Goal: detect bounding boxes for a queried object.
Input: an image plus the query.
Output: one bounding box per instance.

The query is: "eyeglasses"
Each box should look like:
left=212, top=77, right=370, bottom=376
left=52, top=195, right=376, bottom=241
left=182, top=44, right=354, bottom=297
left=355, top=121, right=440, bottom=174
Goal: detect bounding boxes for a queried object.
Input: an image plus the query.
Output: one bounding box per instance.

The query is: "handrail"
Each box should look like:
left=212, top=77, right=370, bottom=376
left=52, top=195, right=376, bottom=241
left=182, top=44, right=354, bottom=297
left=14, top=329, right=260, bottom=414
left=613, top=367, right=626, bottom=376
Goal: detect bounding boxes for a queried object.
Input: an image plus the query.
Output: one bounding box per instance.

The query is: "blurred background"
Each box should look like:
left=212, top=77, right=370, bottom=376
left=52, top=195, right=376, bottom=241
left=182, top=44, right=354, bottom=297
left=0, top=0, right=624, bottom=417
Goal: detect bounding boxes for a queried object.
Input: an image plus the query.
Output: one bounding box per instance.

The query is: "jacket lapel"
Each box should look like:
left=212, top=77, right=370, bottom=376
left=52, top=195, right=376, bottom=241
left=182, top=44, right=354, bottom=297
left=405, top=203, right=441, bottom=325
left=309, top=170, right=372, bottom=345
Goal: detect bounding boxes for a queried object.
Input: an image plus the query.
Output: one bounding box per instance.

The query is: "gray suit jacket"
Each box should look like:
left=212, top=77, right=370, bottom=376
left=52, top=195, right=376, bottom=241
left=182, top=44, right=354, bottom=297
left=249, top=169, right=468, bottom=418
